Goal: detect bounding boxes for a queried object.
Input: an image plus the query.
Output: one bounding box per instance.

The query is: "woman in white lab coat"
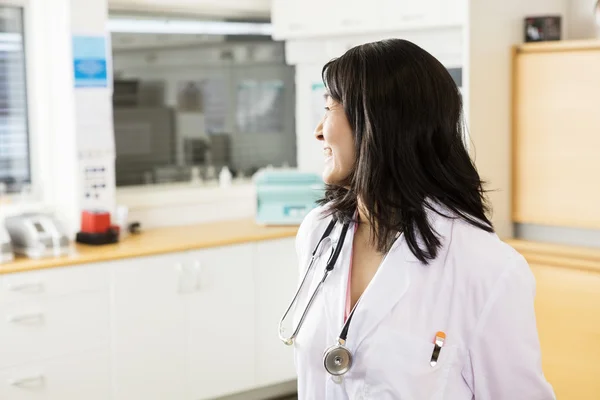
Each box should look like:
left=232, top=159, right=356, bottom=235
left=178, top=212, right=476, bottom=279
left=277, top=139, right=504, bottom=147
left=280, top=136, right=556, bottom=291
left=286, top=39, right=555, bottom=399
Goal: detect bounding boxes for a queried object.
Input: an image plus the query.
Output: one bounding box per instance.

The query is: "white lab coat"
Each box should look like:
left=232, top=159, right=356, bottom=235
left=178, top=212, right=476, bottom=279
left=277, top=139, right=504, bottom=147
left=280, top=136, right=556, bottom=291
left=292, top=204, right=555, bottom=400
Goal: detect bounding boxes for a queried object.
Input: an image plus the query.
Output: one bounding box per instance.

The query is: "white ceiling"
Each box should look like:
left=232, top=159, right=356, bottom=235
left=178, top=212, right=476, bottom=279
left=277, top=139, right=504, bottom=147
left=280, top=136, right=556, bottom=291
left=108, top=0, right=271, bottom=19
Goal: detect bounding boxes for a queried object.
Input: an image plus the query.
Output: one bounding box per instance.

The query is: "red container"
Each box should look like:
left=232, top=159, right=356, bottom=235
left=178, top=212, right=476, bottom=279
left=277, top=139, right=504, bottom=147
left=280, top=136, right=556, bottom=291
left=81, top=210, right=111, bottom=234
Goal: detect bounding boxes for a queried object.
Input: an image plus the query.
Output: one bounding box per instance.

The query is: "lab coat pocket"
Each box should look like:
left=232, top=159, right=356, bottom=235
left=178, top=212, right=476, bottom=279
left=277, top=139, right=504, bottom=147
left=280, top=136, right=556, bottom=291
left=365, top=330, right=460, bottom=400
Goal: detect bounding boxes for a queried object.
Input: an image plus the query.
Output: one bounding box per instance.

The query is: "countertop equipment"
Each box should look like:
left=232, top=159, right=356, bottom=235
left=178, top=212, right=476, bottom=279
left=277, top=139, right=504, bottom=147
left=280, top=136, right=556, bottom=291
left=254, top=169, right=324, bottom=226
left=0, top=224, right=14, bottom=263
left=5, top=213, right=71, bottom=259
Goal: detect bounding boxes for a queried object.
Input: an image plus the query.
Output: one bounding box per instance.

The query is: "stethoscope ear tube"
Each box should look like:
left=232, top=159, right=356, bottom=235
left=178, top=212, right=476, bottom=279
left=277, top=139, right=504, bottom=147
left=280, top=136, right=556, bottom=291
left=279, top=218, right=356, bottom=377
left=278, top=219, right=338, bottom=345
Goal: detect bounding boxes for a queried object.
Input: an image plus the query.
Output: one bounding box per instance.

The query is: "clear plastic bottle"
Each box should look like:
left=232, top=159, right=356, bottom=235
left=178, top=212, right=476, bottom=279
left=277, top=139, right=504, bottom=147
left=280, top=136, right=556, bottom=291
left=219, top=166, right=232, bottom=188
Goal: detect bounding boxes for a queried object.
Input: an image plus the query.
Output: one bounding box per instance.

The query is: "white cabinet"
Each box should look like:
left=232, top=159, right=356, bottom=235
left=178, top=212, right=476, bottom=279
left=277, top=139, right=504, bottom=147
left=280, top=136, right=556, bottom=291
left=382, top=0, right=442, bottom=30
left=440, top=0, right=467, bottom=26
left=0, top=263, right=110, bottom=369
left=111, top=253, right=187, bottom=400
left=186, top=244, right=256, bottom=400
left=0, top=292, right=109, bottom=369
left=0, top=235, right=300, bottom=400
left=0, top=347, right=110, bottom=400
left=253, top=238, right=298, bottom=387
left=335, top=0, right=382, bottom=35
left=271, top=0, right=312, bottom=39
left=272, top=0, right=342, bottom=39
left=272, top=0, right=465, bottom=40
left=0, top=264, right=109, bottom=305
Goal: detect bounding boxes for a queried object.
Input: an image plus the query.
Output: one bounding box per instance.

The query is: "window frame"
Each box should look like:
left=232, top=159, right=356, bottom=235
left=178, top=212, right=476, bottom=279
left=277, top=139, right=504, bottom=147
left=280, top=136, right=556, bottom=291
left=0, top=0, right=48, bottom=212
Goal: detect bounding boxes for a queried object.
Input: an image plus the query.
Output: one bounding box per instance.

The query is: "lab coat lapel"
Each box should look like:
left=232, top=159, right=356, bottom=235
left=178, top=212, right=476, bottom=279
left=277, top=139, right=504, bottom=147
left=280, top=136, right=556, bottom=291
left=322, top=221, right=355, bottom=341
left=347, top=235, right=411, bottom=352
left=349, top=205, right=453, bottom=352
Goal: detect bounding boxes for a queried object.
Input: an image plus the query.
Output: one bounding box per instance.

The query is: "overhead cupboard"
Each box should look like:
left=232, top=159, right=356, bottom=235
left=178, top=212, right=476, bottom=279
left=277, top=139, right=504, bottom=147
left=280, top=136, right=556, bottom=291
left=271, top=0, right=467, bottom=40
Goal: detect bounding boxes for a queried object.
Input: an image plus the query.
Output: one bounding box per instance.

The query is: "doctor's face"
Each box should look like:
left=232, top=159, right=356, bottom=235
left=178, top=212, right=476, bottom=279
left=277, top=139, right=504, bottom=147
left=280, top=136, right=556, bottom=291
left=314, top=95, right=355, bottom=185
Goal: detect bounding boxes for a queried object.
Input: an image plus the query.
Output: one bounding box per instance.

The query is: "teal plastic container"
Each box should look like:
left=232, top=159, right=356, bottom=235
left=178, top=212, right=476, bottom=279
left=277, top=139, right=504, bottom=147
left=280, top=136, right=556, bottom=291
left=254, top=169, right=324, bottom=225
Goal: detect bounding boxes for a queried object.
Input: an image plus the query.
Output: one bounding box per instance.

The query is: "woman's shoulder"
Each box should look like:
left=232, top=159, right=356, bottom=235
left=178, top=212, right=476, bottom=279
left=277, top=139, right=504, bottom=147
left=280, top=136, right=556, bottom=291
left=448, top=217, right=533, bottom=291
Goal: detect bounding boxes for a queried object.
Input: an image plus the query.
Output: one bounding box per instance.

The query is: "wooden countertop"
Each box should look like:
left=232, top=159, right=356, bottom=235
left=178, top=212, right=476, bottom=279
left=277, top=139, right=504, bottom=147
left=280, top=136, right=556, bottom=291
left=0, top=219, right=299, bottom=275
left=506, top=239, right=600, bottom=273
left=515, top=39, right=600, bottom=54
left=2, top=223, right=598, bottom=276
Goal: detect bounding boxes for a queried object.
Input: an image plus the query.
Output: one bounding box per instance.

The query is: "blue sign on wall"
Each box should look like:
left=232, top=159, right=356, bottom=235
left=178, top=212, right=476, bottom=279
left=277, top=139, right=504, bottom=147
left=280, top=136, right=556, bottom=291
left=72, top=35, right=108, bottom=88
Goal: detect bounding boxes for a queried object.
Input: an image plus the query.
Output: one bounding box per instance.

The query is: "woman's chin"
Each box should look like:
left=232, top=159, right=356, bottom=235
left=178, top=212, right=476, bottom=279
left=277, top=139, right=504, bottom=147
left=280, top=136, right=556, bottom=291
left=322, top=169, right=341, bottom=185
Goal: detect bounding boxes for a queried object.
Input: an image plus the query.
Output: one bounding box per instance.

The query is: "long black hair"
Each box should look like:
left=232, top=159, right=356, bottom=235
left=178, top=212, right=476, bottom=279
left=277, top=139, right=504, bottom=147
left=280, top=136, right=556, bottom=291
left=317, top=38, right=493, bottom=263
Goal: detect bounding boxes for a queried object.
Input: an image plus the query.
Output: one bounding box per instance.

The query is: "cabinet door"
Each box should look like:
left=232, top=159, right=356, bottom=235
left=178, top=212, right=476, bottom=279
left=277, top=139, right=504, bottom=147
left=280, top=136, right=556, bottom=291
left=383, top=0, right=441, bottom=30
left=272, top=0, right=339, bottom=39
left=0, top=347, right=110, bottom=400
left=111, top=254, right=188, bottom=400
left=0, top=291, right=109, bottom=369
left=254, top=238, right=298, bottom=386
left=530, top=263, right=600, bottom=400
left=186, top=244, right=255, bottom=400
left=334, top=0, right=381, bottom=35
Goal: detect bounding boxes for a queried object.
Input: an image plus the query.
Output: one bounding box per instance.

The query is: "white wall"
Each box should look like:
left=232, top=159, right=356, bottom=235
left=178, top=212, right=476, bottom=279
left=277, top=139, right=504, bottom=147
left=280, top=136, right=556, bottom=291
left=567, top=0, right=599, bottom=39
left=467, top=0, right=569, bottom=239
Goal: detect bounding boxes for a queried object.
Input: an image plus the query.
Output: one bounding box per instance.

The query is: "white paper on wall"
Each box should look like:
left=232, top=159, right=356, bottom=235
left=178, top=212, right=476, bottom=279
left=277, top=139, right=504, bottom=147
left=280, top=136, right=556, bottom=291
left=236, top=80, right=284, bottom=134
left=201, top=78, right=228, bottom=134
left=74, top=89, right=115, bottom=154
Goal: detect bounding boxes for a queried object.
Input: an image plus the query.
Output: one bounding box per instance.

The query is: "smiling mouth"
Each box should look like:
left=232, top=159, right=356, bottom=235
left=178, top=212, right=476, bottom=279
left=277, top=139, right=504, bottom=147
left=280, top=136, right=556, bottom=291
left=324, top=147, right=333, bottom=158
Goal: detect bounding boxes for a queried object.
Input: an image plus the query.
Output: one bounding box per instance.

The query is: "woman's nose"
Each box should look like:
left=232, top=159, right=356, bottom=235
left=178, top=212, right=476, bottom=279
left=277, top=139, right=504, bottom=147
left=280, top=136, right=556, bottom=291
left=314, top=118, right=324, bottom=141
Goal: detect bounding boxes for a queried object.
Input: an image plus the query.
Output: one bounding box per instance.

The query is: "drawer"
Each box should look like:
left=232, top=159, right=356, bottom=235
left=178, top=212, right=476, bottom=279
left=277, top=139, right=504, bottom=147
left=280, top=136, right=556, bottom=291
left=0, top=347, right=110, bottom=400
left=0, top=262, right=109, bottom=305
left=0, top=291, right=109, bottom=369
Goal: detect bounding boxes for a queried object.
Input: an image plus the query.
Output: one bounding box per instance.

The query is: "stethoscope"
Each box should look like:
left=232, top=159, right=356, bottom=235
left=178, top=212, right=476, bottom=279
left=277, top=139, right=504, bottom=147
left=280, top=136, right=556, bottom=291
left=278, top=219, right=359, bottom=377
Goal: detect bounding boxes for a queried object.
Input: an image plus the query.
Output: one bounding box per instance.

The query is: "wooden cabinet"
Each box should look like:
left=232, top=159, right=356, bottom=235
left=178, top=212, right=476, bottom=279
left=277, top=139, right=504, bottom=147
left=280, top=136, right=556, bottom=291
left=530, top=262, right=600, bottom=400
left=507, top=239, right=600, bottom=400
left=513, top=41, right=600, bottom=229
left=186, top=244, right=256, bottom=400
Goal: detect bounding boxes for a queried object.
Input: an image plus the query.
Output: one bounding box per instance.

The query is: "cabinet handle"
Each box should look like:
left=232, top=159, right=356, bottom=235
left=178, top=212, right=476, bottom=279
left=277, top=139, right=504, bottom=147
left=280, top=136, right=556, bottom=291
left=176, top=263, right=185, bottom=294
left=7, top=312, right=45, bottom=325
left=7, top=282, right=45, bottom=293
left=9, top=374, right=45, bottom=388
left=193, top=261, right=202, bottom=291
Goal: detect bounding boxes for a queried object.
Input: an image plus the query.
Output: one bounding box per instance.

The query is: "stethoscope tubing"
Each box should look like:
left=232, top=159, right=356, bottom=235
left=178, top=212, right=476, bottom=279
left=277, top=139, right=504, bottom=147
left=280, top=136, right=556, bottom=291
left=278, top=219, right=349, bottom=346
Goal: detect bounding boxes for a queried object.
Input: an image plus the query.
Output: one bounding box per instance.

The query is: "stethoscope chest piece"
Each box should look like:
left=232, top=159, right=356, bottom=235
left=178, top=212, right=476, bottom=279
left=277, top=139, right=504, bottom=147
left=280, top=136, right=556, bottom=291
left=323, top=343, right=353, bottom=376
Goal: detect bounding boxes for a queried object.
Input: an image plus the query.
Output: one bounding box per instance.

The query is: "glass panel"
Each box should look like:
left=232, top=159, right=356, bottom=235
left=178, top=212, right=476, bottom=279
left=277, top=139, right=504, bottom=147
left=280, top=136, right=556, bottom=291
left=0, top=6, right=30, bottom=193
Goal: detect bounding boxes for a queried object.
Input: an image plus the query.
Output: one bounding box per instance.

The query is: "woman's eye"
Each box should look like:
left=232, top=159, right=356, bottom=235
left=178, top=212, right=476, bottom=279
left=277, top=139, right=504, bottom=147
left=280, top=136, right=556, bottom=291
left=324, top=106, right=330, bottom=111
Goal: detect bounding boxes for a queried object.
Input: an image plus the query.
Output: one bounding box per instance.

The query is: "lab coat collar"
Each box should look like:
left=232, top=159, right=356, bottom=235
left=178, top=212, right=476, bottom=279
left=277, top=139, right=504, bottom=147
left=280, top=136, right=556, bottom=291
left=347, top=202, right=455, bottom=352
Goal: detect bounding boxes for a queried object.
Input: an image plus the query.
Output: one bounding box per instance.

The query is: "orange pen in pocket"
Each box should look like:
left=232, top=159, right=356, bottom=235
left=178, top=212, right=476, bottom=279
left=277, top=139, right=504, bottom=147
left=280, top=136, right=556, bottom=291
left=430, top=331, right=446, bottom=367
